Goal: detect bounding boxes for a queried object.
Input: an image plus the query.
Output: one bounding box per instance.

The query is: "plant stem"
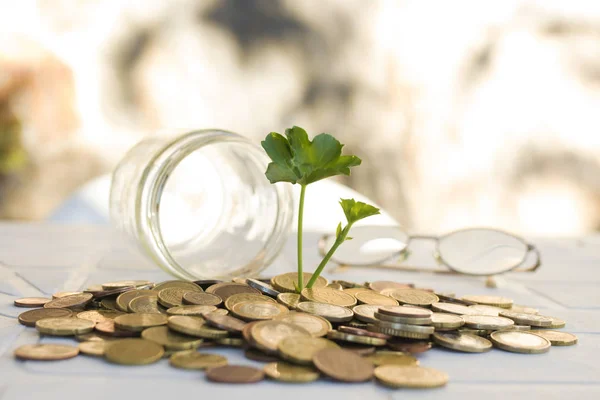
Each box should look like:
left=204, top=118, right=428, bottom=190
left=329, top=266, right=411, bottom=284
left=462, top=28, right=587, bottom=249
left=296, top=184, right=307, bottom=292
left=306, top=223, right=353, bottom=288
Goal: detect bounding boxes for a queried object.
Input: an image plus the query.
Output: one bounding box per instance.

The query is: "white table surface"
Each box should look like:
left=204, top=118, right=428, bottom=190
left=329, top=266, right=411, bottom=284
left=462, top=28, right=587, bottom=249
left=1, top=180, right=599, bottom=399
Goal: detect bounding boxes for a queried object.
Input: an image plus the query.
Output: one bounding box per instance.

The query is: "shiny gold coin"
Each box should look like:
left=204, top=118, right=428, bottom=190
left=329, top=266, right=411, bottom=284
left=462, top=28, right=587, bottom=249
left=76, top=310, right=124, bottom=323
left=104, top=338, right=164, bottom=365
left=44, top=293, right=94, bottom=309
left=431, top=313, right=464, bottom=330
left=431, top=302, right=479, bottom=315
left=141, top=326, right=203, bottom=350
left=75, top=332, right=115, bottom=342
left=100, top=297, right=119, bottom=311
left=355, top=291, right=399, bottom=306
left=530, top=330, right=578, bottom=346
left=210, top=309, right=229, bottom=316
left=326, top=283, right=343, bottom=290
left=169, top=351, right=228, bottom=370
left=205, top=282, right=260, bottom=300
left=78, top=341, right=105, bottom=356
left=116, top=289, right=158, bottom=312
left=343, top=288, right=372, bottom=296
left=251, top=320, right=312, bottom=354
left=374, top=365, right=448, bottom=388
left=274, top=312, right=332, bottom=337
left=101, top=280, right=152, bottom=290
left=264, top=362, right=320, bottom=383
left=374, top=311, right=432, bottom=325
left=18, top=308, right=73, bottom=327
left=468, top=304, right=506, bottom=316
left=277, top=292, right=301, bottom=309
left=461, top=295, right=513, bottom=308
left=231, top=301, right=289, bottom=321
left=432, top=331, right=492, bottom=353
left=52, top=291, right=83, bottom=299
left=300, top=287, right=357, bottom=307
left=499, top=311, right=553, bottom=327
left=313, top=348, right=374, bottom=382
left=297, top=302, right=354, bottom=323
left=14, top=297, right=51, bottom=307
left=215, top=337, right=245, bottom=347
left=166, top=305, right=217, bottom=316
left=152, top=280, right=202, bottom=292
left=510, top=304, right=539, bottom=315
left=545, top=316, right=566, bottom=329
left=490, top=330, right=551, bottom=354
left=157, top=287, right=191, bottom=308
left=167, top=315, right=229, bottom=339
left=278, top=336, right=339, bottom=365
left=462, top=315, right=515, bottom=330
left=352, top=304, right=381, bottom=323
left=369, top=281, right=412, bottom=292
left=114, top=313, right=168, bottom=332
left=182, top=291, right=222, bottom=306
left=366, top=351, right=419, bottom=366
left=225, top=293, right=276, bottom=312
left=128, top=295, right=164, bottom=314
left=271, top=272, right=328, bottom=293
left=389, top=289, right=439, bottom=307
left=327, top=330, right=387, bottom=346
left=14, top=344, right=79, bottom=361
left=36, top=317, right=95, bottom=336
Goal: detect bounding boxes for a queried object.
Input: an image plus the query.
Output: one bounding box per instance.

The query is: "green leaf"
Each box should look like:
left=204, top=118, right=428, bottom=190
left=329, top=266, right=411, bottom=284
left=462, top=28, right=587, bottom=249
left=345, top=237, right=353, bottom=241
left=339, top=198, right=381, bottom=224
left=335, top=222, right=342, bottom=239
left=261, top=126, right=361, bottom=185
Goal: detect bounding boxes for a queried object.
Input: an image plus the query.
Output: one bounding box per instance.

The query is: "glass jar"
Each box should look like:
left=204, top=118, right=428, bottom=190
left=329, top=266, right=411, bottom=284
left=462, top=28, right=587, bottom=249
left=109, top=129, right=294, bottom=280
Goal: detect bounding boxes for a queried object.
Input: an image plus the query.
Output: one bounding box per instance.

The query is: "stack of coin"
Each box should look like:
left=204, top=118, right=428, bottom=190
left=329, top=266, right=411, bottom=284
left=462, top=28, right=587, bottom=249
left=11, top=276, right=577, bottom=389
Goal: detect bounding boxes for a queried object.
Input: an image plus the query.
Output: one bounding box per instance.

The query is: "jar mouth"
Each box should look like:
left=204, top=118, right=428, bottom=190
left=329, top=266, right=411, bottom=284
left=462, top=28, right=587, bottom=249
left=134, top=130, right=293, bottom=280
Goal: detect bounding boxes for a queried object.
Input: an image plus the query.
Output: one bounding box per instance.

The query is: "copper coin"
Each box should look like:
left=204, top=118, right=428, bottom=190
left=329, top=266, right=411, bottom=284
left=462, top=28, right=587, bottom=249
left=206, top=365, right=265, bottom=384
left=95, top=320, right=138, bottom=337
left=18, top=308, right=73, bottom=327
left=313, top=348, right=374, bottom=382
left=242, top=321, right=260, bottom=345
left=244, top=348, right=280, bottom=363
left=44, top=293, right=94, bottom=309
left=337, top=344, right=377, bottom=356
left=204, top=313, right=246, bottom=333
left=338, top=326, right=391, bottom=340
left=182, top=292, right=223, bottom=306
left=386, top=340, right=433, bottom=354
left=14, top=297, right=52, bottom=308
left=205, top=282, right=260, bottom=300
left=14, top=344, right=79, bottom=361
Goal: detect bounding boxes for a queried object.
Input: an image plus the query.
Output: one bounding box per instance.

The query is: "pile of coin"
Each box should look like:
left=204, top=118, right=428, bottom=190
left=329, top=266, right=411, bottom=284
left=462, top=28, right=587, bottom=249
left=13, top=274, right=577, bottom=388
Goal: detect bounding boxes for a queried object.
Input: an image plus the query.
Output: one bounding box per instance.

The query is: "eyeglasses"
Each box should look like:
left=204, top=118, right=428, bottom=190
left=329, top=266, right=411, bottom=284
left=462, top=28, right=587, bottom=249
left=319, top=226, right=541, bottom=277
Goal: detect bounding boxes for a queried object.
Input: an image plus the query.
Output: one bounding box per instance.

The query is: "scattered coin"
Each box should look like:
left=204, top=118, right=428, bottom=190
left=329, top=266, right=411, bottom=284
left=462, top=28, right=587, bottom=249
left=386, top=340, right=433, bottom=354
left=499, top=311, right=553, bottom=327
left=153, top=280, right=202, bottom=292
left=313, top=348, right=374, bottom=382
left=157, top=287, right=191, bottom=308
left=370, top=320, right=434, bottom=339
left=489, top=331, right=551, bottom=354
left=166, top=305, right=217, bottom=316
left=116, top=289, right=159, bottom=312
left=274, top=312, right=332, bottom=337
left=206, top=365, right=265, bottom=383
left=14, top=297, right=51, bottom=308
left=374, top=311, right=432, bottom=325
left=75, top=332, right=114, bottom=342
left=338, top=343, right=377, bottom=356
left=104, top=338, right=164, bottom=365
left=461, top=295, right=513, bottom=308
left=367, top=350, right=419, bottom=366
left=278, top=336, right=339, bottom=365
left=95, top=320, right=139, bottom=337
left=462, top=315, right=515, bottom=330
left=343, top=287, right=372, bottom=296
left=277, top=293, right=301, bottom=309
left=86, top=286, right=135, bottom=299
left=355, top=291, right=399, bottom=306
left=182, top=291, right=222, bottom=306
left=52, top=291, right=83, bottom=299
left=225, top=293, right=276, bottom=311
left=374, top=365, right=448, bottom=388
left=205, top=282, right=260, bottom=300
left=102, top=280, right=152, bottom=290
left=338, top=326, right=391, bottom=340
left=114, top=313, right=168, bottom=332
left=510, top=304, right=539, bottom=314
left=297, top=302, right=354, bottom=323
left=326, top=282, right=343, bottom=290
left=100, top=298, right=119, bottom=311
left=167, top=316, right=229, bottom=339
left=378, top=306, right=432, bottom=318
left=432, top=331, right=492, bottom=353
left=300, top=287, right=357, bottom=307
left=169, top=351, right=228, bottom=370
left=36, top=317, right=95, bottom=336
left=78, top=341, right=105, bottom=356
left=545, top=316, right=566, bottom=329
left=127, top=295, right=164, bottom=314
left=231, top=301, right=289, bottom=321
left=204, top=313, right=246, bottom=333
left=389, top=289, right=439, bottom=307
left=530, top=330, right=578, bottom=346
left=14, top=344, right=79, bottom=361
left=193, top=280, right=224, bottom=290
left=141, top=326, right=203, bottom=350
left=328, top=330, right=387, bottom=346
left=18, top=308, right=73, bottom=327
left=76, top=310, right=124, bottom=323
left=264, top=362, right=320, bottom=383
left=44, top=293, right=94, bottom=309
left=251, top=320, right=311, bottom=354
left=245, top=347, right=280, bottom=363
left=468, top=304, right=506, bottom=316
left=271, top=272, right=328, bottom=293
left=247, top=278, right=281, bottom=297
left=431, top=302, right=479, bottom=315
left=215, top=337, right=245, bottom=347
left=431, top=313, right=464, bottom=330
left=369, top=281, right=412, bottom=292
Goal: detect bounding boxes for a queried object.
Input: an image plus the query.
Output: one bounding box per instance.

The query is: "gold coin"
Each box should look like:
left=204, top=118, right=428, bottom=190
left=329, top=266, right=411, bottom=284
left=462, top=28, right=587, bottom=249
left=431, top=302, right=479, bottom=315
left=274, top=312, right=332, bottom=337
left=169, top=351, right=228, bottom=370
left=205, top=282, right=261, bottom=300
left=369, top=281, right=412, bottom=292
left=368, top=325, right=432, bottom=340
left=374, top=311, right=432, bottom=325
left=14, top=297, right=51, bottom=308
left=277, top=293, right=301, bottom=309
left=499, top=311, right=553, bottom=327
left=355, top=291, right=399, bottom=306
left=157, top=287, right=191, bottom=308
left=18, top=308, right=73, bottom=327
left=327, top=330, right=387, bottom=346
left=225, top=293, right=276, bottom=311
left=374, top=365, right=448, bottom=388
left=166, top=305, right=217, bottom=316
left=215, top=337, right=245, bottom=347
left=352, top=304, right=381, bottom=323
left=431, top=313, right=464, bottom=330
left=36, top=317, right=95, bottom=336
left=278, top=336, right=339, bottom=365
left=462, top=315, right=515, bottom=330
left=78, top=341, right=105, bottom=356
left=326, top=283, right=343, bottom=290
left=297, top=302, right=354, bottom=323
left=141, top=326, right=203, bottom=350
left=100, top=298, right=119, bottom=311
left=116, top=289, right=159, bottom=312
left=52, top=291, right=83, bottom=299
left=530, top=330, right=578, bottom=346
left=489, top=330, right=551, bottom=354
left=343, top=288, right=372, bottom=296
left=468, top=304, right=506, bottom=316
left=128, top=295, right=164, bottom=314
left=264, top=362, right=320, bottom=383
left=510, top=304, right=539, bottom=315
left=44, top=293, right=94, bottom=309
left=102, top=280, right=152, bottom=290
left=366, top=351, right=419, bottom=366
left=389, top=289, right=439, bottom=307
left=250, top=320, right=312, bottom=354
left=271, top=272, right=328, bottom=293
left=231, top=301, right=289, bottom=321
left=104, top=338, right=164, bottom=365
left=14, top=344, right=79, bottom=361
left=153, top=280, right=202, bottom=292
left=432, top=331, right=492, bottom=353
left=300, top=287, right=357, bottom=307
left=182, top=292, right=223, bottom=306
left=461, top=295, right=513, bottom=308
left=76, top=310, right=124, bottom=323
left=167, top=315, right=229, bottom=339
left=545, top=316, right=566, bottom=329
left=114, top=313, right=168, bottom=332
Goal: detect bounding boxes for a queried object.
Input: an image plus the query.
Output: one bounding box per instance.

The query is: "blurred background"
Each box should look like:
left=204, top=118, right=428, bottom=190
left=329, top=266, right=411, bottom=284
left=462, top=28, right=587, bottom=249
left=1, top=0, right=600, bottom=236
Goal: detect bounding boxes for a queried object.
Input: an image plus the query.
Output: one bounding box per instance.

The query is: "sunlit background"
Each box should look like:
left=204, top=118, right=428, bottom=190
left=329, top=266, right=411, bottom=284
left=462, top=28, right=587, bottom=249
left=1, top=0, right=600, bottom=236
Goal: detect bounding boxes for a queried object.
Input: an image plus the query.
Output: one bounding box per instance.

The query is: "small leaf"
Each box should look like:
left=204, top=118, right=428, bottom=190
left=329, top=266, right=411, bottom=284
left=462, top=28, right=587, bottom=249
left=339, top=198, right=381, bottom=224
left=335, top=222, right=342, bottom=239
left=345, top=237, right=353, bottom=241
